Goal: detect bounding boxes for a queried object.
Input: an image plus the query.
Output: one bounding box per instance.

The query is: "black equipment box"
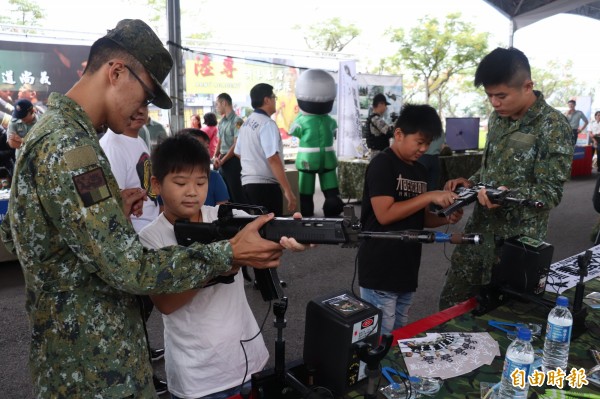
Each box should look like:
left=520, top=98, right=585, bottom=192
left=494, top=235, right=554, bottom=296
left=303, top=290, right=381, bottom=395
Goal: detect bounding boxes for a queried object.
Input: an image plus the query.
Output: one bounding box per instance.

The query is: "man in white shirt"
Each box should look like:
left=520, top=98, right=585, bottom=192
left=234, top=83, right=296, bottom=216
left=589, top=110, right=600, bottom=172
left=99, top=105, right=167, bottom=395
left=100, top=106, right=160, bottom=232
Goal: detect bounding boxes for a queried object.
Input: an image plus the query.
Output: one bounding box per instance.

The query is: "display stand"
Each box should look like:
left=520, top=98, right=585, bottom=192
left=251, top=297, right=326, bottom=399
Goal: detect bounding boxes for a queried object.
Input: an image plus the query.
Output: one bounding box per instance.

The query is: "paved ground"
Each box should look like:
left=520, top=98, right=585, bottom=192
left=1, top=172, right=598, bottom=398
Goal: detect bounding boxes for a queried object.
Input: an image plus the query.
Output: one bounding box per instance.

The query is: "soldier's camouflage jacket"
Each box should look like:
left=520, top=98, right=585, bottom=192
left=452, top=91, right=573, bottom=285
left=1, top=93, right=234, bottom=398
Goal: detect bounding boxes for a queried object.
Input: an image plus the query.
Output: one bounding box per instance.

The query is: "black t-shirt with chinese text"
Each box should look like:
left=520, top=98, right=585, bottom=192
left=358, top=147, right=428, bottom=292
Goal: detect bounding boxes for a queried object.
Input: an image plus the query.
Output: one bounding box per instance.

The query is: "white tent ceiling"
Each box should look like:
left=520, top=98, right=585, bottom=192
left=483, top=0, right=600, bottom=43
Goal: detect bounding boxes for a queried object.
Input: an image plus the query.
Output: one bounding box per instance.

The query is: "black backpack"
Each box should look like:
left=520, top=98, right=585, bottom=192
left=362, top=114, right=393, bottom=150
left=361, top=114, right=379, bottom=139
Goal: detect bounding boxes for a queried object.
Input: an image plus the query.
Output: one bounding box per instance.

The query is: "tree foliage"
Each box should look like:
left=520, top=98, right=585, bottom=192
left=126, top=0, right=212, bottom=41
left=531, top=60, right=592, bottom=108
left=383, top=13, right=489, bottom=112
left=295, top=17, right=360, bottom=52
left=0, top=0, right=44, bottom=26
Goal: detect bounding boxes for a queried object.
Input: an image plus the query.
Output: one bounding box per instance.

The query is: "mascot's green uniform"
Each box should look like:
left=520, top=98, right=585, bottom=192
left=289, top=69, right=344, bottom=217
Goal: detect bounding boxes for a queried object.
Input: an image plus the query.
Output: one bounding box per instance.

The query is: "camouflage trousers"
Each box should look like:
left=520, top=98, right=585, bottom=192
left=439, top=234, right=499, bottom=310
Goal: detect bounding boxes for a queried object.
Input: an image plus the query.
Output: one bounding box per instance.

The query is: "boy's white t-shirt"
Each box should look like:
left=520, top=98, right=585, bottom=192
left=138, top=206, right=269, bottom=398
left=99, top=130, right=159, bottom=232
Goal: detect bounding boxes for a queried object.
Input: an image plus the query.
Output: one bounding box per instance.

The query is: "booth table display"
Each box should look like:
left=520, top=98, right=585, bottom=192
left=343, top=279, right=600, bottom=398
left=227, top=248, right=600, bottom=399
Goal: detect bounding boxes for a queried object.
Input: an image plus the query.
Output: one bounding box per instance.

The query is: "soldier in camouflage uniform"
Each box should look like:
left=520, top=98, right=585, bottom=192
left=0, top=19, right=302, bottom=398
left=439, top=47, right=573, bottom=310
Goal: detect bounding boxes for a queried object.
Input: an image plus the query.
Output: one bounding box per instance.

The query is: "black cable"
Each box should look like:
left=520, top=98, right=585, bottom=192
left=441, top=223, right=452, bottom=262
left=238, top=299, right=272, bottom=394
left=393, top=358, right=412, bottom=399
left=351, top=247, right=360, bottom=297
left=166, top=40, right=338, bottom=72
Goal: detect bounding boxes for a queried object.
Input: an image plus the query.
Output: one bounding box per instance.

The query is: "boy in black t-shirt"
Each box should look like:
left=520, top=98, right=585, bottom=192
left=358, top=104, right=463, bottom=334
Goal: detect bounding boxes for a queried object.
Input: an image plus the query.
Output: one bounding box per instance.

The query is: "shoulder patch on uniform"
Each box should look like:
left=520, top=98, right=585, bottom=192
left=72, top=167, right=111, bottom=207
left=65, top=145, right=98, bottom=170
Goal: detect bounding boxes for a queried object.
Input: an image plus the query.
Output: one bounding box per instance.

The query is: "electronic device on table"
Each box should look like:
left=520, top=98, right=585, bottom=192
left=445, top=117, right=480, bottom=153
left=475, top=236, right=589, bottom=339
left=303, top=291, right=382, bottom=395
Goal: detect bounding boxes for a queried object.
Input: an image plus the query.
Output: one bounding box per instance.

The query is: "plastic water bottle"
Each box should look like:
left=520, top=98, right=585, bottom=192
left=497, top=327, right=534, bottom=398
left=542, top=295, right=572, bottom=372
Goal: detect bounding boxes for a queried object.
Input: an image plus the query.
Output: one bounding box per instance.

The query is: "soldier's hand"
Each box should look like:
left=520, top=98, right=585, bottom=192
left=279, top=212, right=315, bottom=251
left=477, top=186, right=505, bottom=209
left=229, top=213, right=284, bottom=268
left=121, top=188, right=147, bottom=218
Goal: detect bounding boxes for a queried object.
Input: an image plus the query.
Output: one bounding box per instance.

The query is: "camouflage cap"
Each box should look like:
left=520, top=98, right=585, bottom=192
left=100, top=19, right=173, bottom=109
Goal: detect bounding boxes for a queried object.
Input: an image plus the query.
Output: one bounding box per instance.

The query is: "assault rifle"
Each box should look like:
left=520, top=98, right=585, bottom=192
left=174, top=204, right=483, bottom=301
left=436, top=184, right=544, bottom=218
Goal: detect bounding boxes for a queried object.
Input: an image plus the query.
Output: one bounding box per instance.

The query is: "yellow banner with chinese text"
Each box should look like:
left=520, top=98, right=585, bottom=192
left=185, top=55, right=292, bottom=96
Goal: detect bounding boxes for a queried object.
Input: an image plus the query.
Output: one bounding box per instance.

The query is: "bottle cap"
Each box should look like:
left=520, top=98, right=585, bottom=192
left=556, top=296, right=569, bottom=307
left=517, top=327, right=531, bottom=341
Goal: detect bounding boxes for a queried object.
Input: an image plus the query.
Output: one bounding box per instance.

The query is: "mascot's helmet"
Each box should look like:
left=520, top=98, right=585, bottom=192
left=295, top=69, right=336, bottom=115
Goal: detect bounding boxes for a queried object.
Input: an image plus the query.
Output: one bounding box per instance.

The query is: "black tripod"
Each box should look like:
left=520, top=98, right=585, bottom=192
left=252, top=297, right=328, bottom=399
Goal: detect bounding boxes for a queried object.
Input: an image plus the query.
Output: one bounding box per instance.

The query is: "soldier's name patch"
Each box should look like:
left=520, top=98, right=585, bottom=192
left=509, top=131, right=536, bottom=150
left=65, top=145, right=98, bottom=170
left=73, top=167, right=111, bottom=207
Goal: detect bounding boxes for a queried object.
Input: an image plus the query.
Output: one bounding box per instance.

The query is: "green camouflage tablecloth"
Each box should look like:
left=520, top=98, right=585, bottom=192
left=337, top=153, right=484, bottom=203
left=439, top=152, right=483, bottom=186
left=338, top=158, right=369, bottom=201
left=344, top=279, right=600, bottom=398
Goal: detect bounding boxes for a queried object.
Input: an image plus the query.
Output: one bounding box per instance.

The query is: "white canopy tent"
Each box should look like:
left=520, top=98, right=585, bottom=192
left=482, top=0, right=600, bottom=45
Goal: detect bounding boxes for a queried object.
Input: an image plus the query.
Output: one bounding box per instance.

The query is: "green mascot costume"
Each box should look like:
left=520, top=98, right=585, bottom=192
left=289, top=69, right=344, bottom=217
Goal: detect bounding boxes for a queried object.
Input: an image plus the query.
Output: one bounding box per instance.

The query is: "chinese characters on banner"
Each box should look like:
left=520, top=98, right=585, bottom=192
left=185, top=54, right=291, bottom=96
left=185, top=54, right=301, bottom=136
left=0, top=43, right=90, bottom=95
left=1, top=70, right=51, bottom=88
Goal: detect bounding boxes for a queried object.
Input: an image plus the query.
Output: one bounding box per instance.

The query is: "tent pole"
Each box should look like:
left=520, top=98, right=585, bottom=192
left=167, top=0, right=184, bottom=135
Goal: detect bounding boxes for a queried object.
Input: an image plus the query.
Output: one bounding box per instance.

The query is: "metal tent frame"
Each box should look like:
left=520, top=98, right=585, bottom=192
left=482, top=0, right=600, bottom=45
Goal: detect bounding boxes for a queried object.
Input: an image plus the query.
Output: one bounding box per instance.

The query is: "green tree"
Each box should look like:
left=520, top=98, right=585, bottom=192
left=531, top=60, right=592, bottom=108
left=0, top=0, right=44, bottom=26
left=126, top=0, right=212, bottom=41
left=383, top=13, right=489, bottom=113
left=295, top=17, right=360, bottom=52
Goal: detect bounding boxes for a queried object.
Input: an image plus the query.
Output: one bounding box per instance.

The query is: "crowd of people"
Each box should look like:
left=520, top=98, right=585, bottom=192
left=0, top=17, right=584, bottom=399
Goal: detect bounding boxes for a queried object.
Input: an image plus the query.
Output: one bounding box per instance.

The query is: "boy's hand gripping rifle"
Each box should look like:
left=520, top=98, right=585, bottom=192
left=174, top=204, right=483, bottom=301
left=436, top=184, right=545, bottom=217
